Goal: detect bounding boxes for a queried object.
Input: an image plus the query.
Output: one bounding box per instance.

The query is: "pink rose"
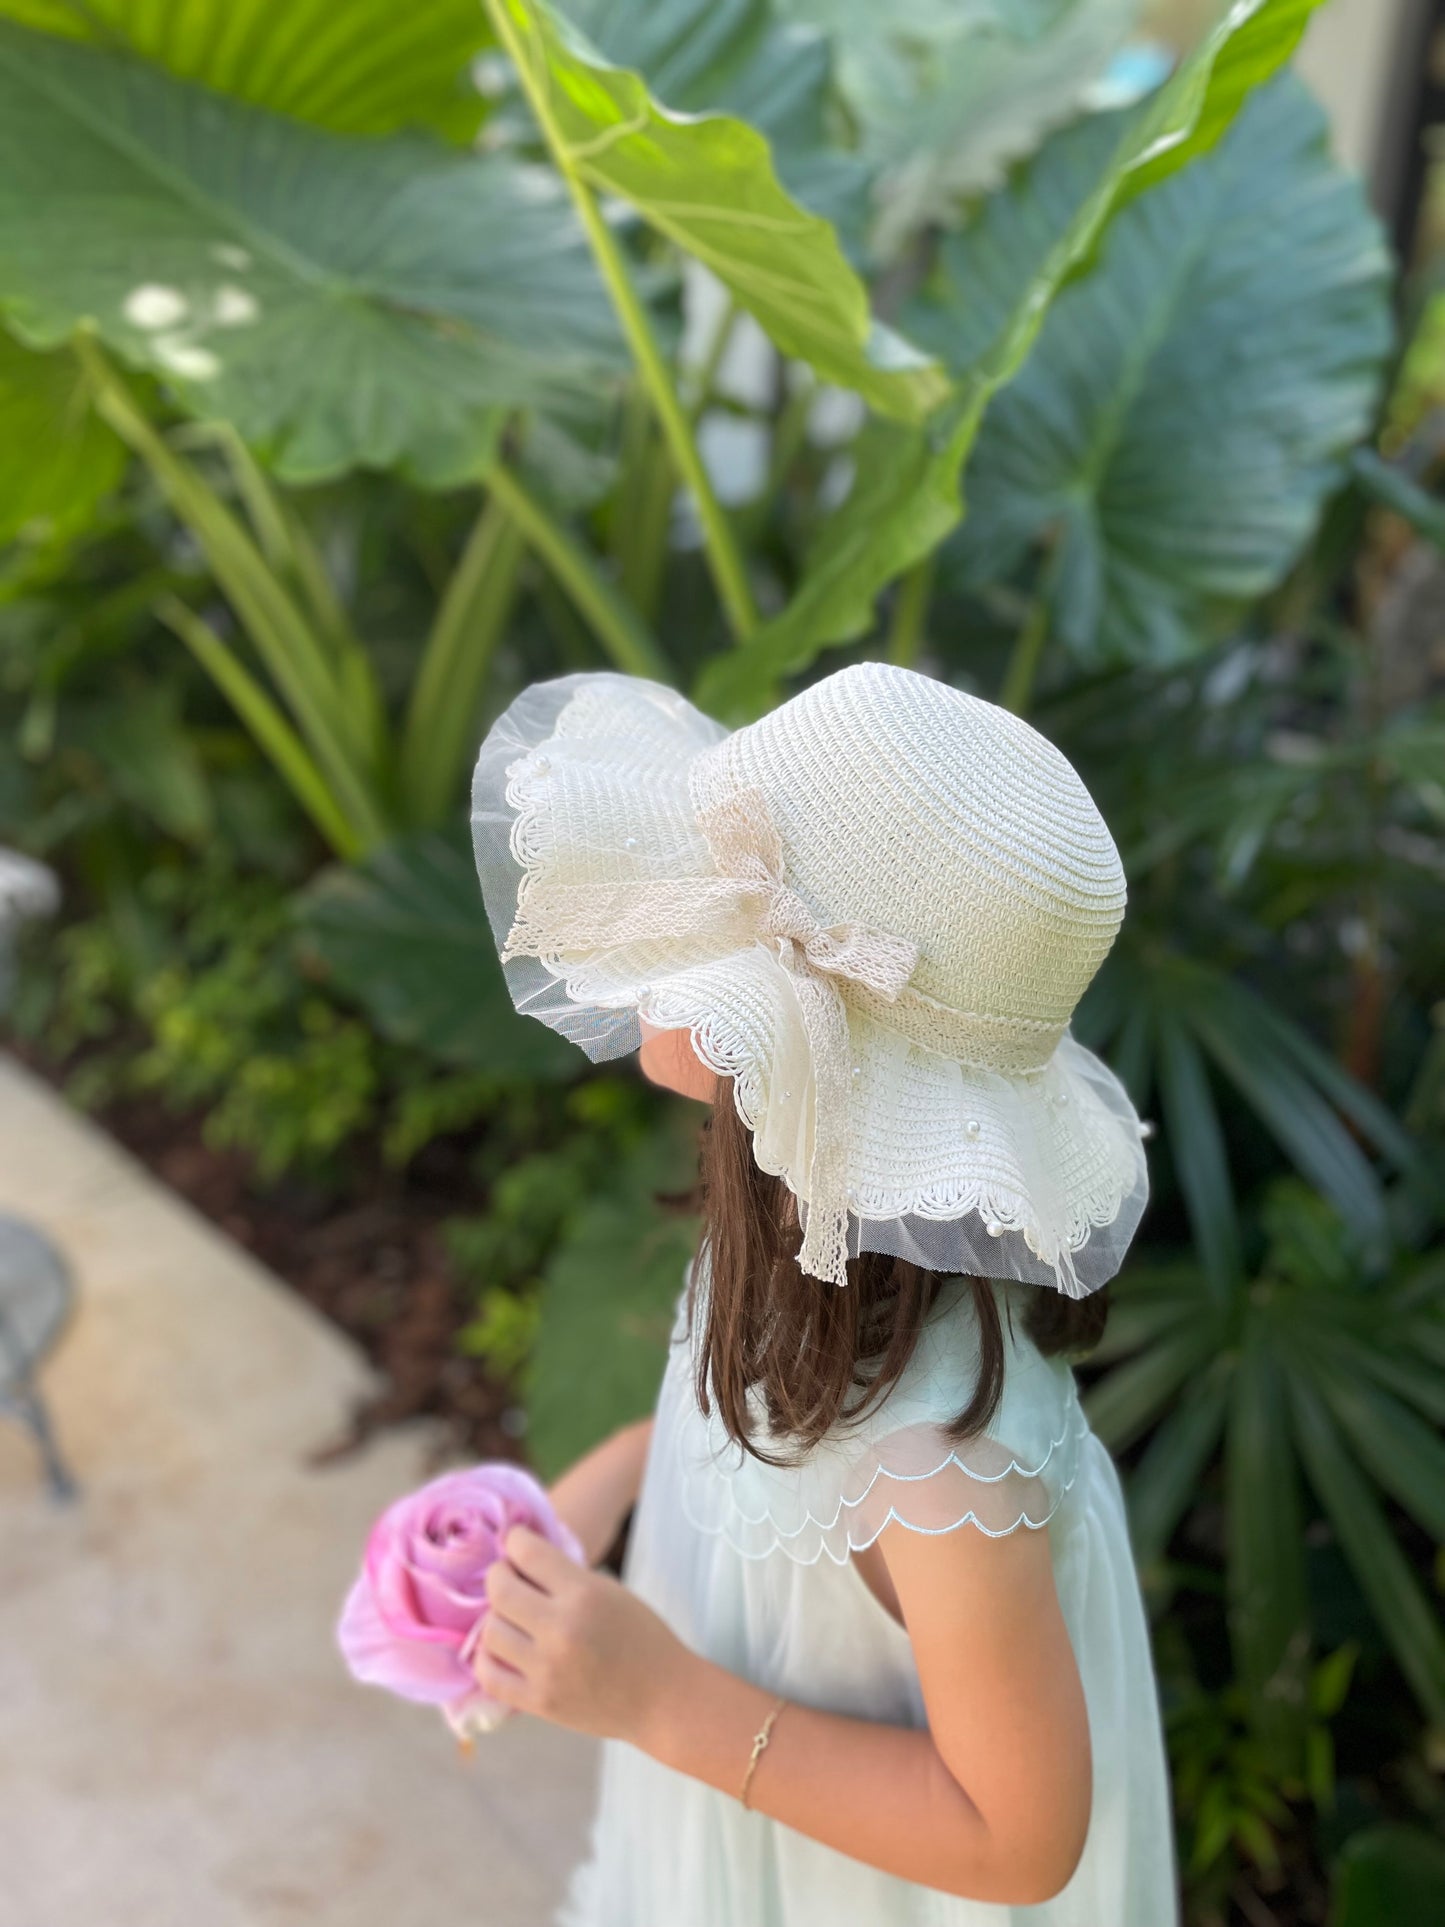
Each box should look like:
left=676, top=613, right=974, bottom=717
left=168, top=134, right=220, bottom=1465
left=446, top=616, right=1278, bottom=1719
left=337, top=1462, right=583, bottom=1738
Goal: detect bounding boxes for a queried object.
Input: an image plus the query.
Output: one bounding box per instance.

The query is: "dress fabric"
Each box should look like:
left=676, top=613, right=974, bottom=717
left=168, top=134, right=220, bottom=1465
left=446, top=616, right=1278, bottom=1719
left=558, top=1273, right=1179, bottom=1927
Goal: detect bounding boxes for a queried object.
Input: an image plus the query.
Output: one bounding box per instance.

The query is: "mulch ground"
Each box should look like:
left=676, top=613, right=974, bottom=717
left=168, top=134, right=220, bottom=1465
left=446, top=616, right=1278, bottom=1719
left=11, top=1040, right=519, bottom=1468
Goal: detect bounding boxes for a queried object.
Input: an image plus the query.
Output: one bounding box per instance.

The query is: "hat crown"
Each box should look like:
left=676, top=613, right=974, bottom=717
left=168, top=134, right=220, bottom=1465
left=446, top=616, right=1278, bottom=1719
left=695, top=662, right=1125, bottom=1032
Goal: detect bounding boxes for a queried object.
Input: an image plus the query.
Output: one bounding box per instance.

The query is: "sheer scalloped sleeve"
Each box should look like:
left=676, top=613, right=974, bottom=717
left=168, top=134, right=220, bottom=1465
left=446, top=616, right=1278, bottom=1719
left=678, top=1277, right=1086, bottom=1564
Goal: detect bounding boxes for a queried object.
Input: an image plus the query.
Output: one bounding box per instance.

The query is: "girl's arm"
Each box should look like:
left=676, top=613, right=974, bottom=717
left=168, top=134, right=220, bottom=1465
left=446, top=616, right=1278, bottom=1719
left=474, top=1517, right=1091, bottom=1906
left=546, top=1418, right=653, bottom=1566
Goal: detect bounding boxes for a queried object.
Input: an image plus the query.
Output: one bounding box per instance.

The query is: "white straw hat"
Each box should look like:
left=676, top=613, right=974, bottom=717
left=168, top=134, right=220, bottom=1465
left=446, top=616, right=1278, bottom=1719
left=471, top=663, right=1149, bottom=1294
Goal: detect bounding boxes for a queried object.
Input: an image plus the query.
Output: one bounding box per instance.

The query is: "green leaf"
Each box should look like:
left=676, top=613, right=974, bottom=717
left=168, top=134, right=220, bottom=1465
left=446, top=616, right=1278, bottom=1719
left=1084, top=1317, right=1217, bottom=1453
left=525, top=1105, right=701, bottom=1477
left=0, top=23, right=623, bottom=484
left=904, top=0, right=1333, bottom=370
left=1290, top=1371, right=1445, bottom=1724
left=783, top=0, right=1141, bottom=251
left=1352, top=448, right=1445, bottom=553
left=905, top=106, right=1126, bottom=378
left=1086, top=1263, right=1201, bottom=1365
left=488, top=0, right=943, bottom=423
left=298, top=828, right=578, bottom=1076
left=1154, top=1009, right=1243, bottom=1300
left=694, top=400, right=974, bottom=715
left=1354, top=1340, right=1445, bottom=1429
left=82, top=345, right=392, bottom=851
left=1227, top=1325, right=1310, bottom=1735
left=0, top=0, right=490, bottom=139
left=1305, top=1348, right=1445, bottom=1543
left=696, top=0, right=1338, bottom=711
left=397, top=500, right=526, bottom=829
left=1227, top=976, right=1424, bottom=1183
left=1311, top=1640, right=1359, bottom=1719
left=1332, top=1826, right=1445, bottom=1927
left=67, top=682, right=213, bottom=843
left=0, top=334, right=124, bottom=545
left=1186, top=969, right=1391, bottom=1254
left=1125, top=1355, right=1230, bottom=1569
left=158, top=593, right=361, bottom=859
left=1123, top=0, right=1326, bottom=203
left=565, top=0, right=869, bottom=233
left=941, top=78, right=1392, bottom=663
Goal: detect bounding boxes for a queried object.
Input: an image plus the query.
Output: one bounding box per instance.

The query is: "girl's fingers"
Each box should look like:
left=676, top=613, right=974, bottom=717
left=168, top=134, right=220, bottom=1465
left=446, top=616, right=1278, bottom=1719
left=485, top=1557, right=547, bottom=1628
left=480, top=1613, right=533, bottom=1671
left=504, top=1524, right=578, bottom=1591
left=471, top=1650, right=531, bottom=1711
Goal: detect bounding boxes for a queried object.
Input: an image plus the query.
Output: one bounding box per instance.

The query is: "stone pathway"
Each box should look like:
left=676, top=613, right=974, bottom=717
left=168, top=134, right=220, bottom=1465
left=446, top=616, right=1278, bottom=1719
left=0, top=1055, right=598, bottom=1927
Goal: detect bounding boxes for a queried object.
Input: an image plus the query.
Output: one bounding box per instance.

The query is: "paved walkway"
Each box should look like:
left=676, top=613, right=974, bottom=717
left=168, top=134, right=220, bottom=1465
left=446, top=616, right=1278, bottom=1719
left=0, top=1055, right=598, bottom=1927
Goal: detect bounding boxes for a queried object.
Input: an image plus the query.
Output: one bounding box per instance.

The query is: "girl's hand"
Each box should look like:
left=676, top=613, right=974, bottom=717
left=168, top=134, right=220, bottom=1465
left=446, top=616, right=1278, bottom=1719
left=472, top=1524, right=691, bottom=1745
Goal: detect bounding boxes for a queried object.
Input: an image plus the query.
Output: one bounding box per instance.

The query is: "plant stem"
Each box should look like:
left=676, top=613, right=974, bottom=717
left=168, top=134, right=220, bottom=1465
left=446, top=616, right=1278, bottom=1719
left=77, top=337, right=390, bottom=850
left=999, top=592, right=1051, bottom=716
left=613, top=384, right=674, bottom=619
left=157, top=596, right=361, bottom=859
left=612, top=382, right=653, bottom=572
left=885, top=556, right=934, bottom=668
left=399, top=495, right=525, bottom=826
left=487, top=463, right=668, bottom=678
left=221, top=430, right=356, bottom=658
left=215, top=425, right=388, bottom=765
left=625, top=435, right=675, bottom=623
left=486, top=0, right=758, bottom=645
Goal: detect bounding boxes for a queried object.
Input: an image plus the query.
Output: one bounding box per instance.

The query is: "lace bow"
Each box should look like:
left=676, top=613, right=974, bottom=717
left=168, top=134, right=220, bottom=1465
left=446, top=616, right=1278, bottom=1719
left=502, top=780, right=918, bottom=1285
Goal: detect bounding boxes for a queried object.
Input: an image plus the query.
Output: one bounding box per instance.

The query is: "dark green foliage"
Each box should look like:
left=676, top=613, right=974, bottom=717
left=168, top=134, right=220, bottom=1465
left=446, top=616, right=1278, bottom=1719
left=1331, top=1826, right=1445, bottom=1926
left=299, top=829, right=577, bottom=1078
left=522, top=1101, right=702, bottom=1478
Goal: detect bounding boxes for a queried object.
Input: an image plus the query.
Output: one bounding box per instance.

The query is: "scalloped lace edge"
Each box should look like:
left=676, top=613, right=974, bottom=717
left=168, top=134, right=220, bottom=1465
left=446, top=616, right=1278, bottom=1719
left=678, top=1400, right=1090, bottom=1564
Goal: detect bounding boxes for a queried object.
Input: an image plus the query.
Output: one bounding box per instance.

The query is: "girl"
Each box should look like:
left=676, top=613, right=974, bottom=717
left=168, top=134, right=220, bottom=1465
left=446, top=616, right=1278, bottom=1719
left=468, top=662, right=1176, bottom=1925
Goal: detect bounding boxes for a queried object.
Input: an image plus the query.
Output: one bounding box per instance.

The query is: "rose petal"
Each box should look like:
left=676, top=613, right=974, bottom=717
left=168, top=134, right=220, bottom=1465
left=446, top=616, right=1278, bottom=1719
left=365, top=1527, right=464, bottom=1649
left=404, top=1561, right=489, bottom=1636
left=336, top=1575, right=475, bottom=1706
left=406, top=1516, right=500, bottom=1582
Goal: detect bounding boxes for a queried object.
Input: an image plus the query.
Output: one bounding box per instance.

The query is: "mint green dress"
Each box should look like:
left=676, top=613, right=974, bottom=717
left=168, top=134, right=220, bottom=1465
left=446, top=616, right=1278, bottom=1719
left=560, top=1273, right=1178, bottom=1926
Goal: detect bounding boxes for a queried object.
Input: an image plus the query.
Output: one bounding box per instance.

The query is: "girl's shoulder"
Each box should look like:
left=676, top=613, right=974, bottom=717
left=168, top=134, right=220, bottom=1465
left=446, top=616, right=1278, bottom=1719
left=678, top=1276, right=1090, bottom=1565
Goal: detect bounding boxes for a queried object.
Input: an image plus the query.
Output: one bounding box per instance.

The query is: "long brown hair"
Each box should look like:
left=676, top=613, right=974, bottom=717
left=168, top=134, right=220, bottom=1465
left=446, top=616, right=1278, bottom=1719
left=687, top=1089, right=1108, bottom=1464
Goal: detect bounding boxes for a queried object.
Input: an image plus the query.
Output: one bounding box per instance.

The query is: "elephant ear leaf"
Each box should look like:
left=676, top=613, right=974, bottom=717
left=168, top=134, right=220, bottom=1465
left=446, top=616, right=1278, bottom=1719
left=934, top=77, right=1393, bottom=664
left=0, top=0, right=491, bottom=138
left=0, top=21, right=624, bottom=485
left=562, top=0, right=871, bottom=235
left=488, top=0, right=944, bottom=424
left=0, top=335, right=124, bottom=546
left=696, top=0, right=1336, bottom=714
left=298, top=829, right=577, bottom=1079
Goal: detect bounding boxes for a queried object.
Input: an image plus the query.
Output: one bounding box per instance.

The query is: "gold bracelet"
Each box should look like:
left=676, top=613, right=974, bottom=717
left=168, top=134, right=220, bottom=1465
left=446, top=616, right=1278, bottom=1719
left=739, top=1697, right=787, bottom=1810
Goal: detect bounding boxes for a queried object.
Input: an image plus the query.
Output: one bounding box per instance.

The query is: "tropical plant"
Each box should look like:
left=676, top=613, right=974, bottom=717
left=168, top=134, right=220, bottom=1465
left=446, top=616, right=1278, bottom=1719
left=1087, top=1184, right=1445, bottom=1728
left=1, top=2, right=1441, bottom=1913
